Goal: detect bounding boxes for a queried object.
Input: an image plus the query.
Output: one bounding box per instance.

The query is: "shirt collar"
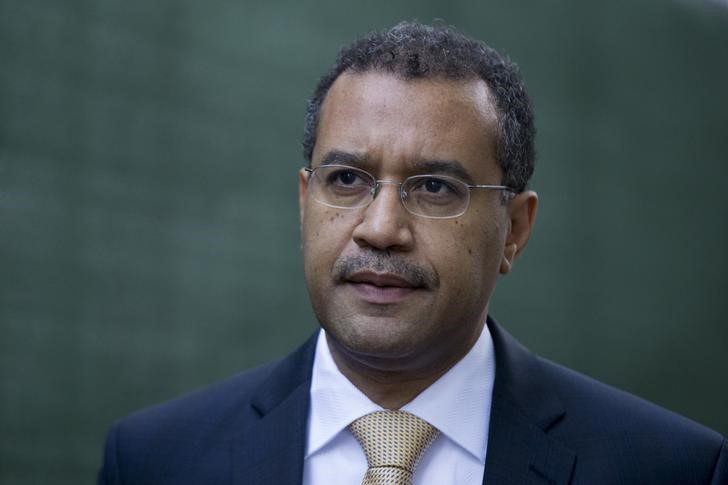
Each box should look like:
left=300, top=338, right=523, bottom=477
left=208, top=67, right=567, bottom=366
left=306, top=323, right=495, bottom=463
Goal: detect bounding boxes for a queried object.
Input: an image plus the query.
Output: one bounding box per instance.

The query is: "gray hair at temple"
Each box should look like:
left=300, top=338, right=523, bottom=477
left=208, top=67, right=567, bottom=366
left=302, top=21, right=536, bottom=193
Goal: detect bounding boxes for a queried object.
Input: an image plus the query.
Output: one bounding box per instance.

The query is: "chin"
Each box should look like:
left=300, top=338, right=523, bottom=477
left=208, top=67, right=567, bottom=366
left=325, top=316, right=425, bottom=359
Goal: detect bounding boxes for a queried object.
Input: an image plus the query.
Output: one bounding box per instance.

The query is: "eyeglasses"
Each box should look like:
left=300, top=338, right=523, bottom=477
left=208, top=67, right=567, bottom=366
left=304, top=164, right=514, bottom=219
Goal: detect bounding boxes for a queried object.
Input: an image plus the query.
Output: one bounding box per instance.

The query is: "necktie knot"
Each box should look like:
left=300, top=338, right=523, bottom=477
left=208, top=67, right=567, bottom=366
left=348, top=410, right=439, bottom=485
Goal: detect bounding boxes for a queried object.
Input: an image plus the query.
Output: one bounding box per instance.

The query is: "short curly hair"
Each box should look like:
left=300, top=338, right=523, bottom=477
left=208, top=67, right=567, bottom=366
left=302, top=22, right=536, bottom=192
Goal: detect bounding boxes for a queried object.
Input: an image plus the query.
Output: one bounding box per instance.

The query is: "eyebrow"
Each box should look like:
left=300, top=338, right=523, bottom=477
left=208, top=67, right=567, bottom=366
left=411, top=159, right=475, bottom=184
left=316, top=150, right=476, bottom=184
left=318, top=150, right=369, bottom=167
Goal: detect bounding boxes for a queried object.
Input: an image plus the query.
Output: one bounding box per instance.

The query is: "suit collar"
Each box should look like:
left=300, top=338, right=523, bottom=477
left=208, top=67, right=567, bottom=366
left=484, top=316, right=576, bottom=484
left=229, top=320, right=577, bottom=484
left=232, top=333, right=318, bottom=484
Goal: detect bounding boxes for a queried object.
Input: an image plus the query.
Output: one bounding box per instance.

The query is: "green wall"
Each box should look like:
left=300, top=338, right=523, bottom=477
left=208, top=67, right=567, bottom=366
left=1, top=1, right=727, bottom=483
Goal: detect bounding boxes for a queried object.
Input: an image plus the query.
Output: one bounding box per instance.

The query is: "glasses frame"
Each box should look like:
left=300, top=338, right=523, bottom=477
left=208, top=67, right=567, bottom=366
left=304, top=164, right=515, bottom=219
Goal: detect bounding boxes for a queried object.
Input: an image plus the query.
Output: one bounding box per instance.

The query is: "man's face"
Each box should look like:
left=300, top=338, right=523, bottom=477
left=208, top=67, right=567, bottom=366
left=299, top=71, right=534, bottom=376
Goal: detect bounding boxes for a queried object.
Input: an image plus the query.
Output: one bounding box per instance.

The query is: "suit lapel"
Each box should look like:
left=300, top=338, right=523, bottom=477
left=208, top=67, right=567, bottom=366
left=484, top=318, right=576, bottom=484
left=231, top=333, right=318, bottom=485
left=227, top=322, right=576, bottom=484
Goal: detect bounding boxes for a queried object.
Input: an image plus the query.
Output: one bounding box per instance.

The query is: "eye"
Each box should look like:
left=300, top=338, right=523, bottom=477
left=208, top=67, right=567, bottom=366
left=320, top=166, right=372, bottom=190
left=423, top=178, right=448, bottom=193
left=411, top=176, right=457, bottom=195
left=334, top=170, right=360, bottom=185
left=404, top=175, right=469, bottom=212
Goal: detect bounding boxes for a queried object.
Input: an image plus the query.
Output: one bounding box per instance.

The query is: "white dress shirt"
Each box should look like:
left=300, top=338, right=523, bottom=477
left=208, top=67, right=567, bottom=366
left=303, top=323, right=495, bottom=485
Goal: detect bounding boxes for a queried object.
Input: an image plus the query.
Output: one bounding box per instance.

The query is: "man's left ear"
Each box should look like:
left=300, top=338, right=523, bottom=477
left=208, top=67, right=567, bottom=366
left=298, top=168, right=309, bottom=227
left=500, top=190, right=538, bottom=274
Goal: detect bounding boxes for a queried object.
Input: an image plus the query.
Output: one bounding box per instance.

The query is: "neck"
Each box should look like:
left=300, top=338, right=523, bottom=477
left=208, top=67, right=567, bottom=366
left=333, top=356, right=449, bottom=409
left=325, top=327, right=482, bottom=409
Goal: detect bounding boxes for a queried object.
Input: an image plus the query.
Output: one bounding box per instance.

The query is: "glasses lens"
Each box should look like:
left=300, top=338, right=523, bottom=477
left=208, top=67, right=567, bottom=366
left=402, top=175, right=469, bottom=218
left=311, top=165, right=375, bottom=208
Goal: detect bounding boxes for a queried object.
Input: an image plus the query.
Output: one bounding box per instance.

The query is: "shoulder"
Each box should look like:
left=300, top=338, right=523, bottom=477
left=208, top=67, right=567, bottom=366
left=98, top=333, right=318, bottom=484
left=536, top=355, right=727, bottom=482
left=116, top=358, right=279, bottom=435
left=487, top=317, right=726, bottom=482
left=537, top=355, right=720, bottom=440
left=110, top=330, right=318, bottom=437
left=99, top=360, right=277, bottom=481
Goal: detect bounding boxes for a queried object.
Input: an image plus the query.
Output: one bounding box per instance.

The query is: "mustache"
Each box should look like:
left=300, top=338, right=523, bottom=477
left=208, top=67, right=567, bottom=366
left=333, top=252, right=439, bottom=290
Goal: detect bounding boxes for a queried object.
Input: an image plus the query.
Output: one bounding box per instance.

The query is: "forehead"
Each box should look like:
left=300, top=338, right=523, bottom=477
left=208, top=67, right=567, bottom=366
left=313, top=71, right=500, bottom=180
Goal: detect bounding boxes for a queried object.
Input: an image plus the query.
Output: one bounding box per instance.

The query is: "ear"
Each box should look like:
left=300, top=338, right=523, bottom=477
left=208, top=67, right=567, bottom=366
left=298, top=168, right=309, bottom=227
left=500, top=190, right=538, bottom=274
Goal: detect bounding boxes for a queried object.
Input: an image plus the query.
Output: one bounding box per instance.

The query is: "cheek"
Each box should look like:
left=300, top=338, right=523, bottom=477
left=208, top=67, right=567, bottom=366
left=435, top=218, right=504, bottom=281
left=302, top=208, right=354, bottom=271
left=418, top=222, right=472, bottom=281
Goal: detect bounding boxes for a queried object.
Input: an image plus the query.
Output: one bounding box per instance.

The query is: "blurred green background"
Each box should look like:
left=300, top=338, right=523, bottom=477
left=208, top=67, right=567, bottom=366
left=1, top=0, right=727, bottom=483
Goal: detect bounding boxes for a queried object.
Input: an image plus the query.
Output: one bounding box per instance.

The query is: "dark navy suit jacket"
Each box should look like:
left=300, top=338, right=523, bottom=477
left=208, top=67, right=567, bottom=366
left=98, top=318, right=728, bottom=484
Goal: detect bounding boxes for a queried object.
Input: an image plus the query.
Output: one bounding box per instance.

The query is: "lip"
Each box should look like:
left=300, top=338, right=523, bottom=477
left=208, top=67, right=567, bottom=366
left=345, top=271, right=420, bottom=304
left=348, top=271, right=416, bottom=288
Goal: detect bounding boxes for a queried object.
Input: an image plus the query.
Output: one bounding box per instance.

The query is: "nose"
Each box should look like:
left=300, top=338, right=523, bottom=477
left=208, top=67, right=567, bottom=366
left=351, top=182, right=415, bottom=252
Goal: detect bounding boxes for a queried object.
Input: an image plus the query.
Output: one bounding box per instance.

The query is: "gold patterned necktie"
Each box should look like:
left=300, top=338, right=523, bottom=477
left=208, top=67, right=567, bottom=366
left=348, top=410, right=440, bottom=485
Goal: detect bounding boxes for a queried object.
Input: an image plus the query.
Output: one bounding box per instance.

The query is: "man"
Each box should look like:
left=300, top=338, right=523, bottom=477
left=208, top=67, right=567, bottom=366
left=98, top=22, right=727, bottom=484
